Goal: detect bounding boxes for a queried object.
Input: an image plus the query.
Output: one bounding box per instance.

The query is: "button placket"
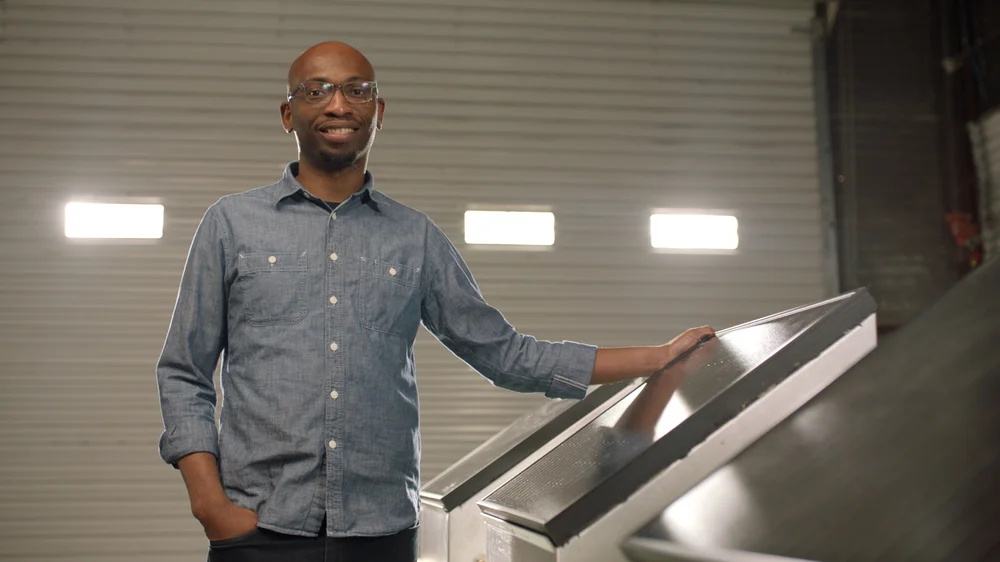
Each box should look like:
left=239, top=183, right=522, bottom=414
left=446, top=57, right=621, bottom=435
left=325, top=210, right=345, bottom=481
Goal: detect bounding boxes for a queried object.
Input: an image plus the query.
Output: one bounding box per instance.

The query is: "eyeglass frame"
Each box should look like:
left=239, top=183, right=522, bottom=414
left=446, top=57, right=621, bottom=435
left=286, top=80, right=380, bottom=105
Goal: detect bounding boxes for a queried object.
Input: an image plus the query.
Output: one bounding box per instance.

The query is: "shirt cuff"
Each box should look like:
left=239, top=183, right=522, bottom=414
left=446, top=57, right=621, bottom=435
left=158, top=419, right=220, bottom=468
left=545, top=341, right=597, bottom=400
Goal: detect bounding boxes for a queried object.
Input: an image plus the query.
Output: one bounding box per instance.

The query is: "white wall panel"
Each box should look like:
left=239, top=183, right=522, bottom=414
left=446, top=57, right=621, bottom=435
left=0, top=0, right=823, bottom=560
left=970, top=108, right=1000, bottom=261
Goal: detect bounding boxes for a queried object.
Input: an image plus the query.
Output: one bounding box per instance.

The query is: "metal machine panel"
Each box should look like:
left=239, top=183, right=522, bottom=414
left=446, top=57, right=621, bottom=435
left=622, top=259, right=1000, bottom=562
left=480, top=290, right=877, bottom=548
left=421, top=381, right=637, bottom=511
left=419, top=380, right=641, bottom=562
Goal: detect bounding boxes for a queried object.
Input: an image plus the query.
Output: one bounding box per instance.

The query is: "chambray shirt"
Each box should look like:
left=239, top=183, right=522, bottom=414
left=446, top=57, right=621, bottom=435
left=155, top=163, right=597, bottom=538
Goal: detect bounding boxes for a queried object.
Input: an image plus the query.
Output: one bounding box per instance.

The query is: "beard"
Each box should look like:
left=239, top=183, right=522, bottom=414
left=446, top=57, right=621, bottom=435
left=301, top=130, right=375, bottom=172
left=315, top=148, right=364, bottom=171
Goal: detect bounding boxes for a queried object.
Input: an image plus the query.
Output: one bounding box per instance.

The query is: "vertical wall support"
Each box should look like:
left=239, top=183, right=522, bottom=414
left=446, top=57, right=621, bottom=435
left=811, top=16, right=842, bottom=297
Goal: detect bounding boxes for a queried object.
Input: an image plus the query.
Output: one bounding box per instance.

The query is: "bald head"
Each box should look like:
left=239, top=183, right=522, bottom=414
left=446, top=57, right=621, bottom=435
left=280, top=40, right=385, bottom=182
left=287, top=41, right=376, bottom=89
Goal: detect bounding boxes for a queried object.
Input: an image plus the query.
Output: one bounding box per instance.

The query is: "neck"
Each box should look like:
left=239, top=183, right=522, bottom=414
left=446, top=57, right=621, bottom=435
left=295, top=157, right=368, bottom=203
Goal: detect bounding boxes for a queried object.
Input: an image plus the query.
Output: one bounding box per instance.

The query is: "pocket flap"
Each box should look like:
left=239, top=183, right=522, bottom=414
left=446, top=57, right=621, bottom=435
left=361, top=256, right=421, bottom=288
left=239, top=252, right=307, bottom=274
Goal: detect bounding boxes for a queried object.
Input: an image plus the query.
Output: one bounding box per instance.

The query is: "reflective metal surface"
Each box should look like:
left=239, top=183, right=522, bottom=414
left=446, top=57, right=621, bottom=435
left=623, top=259, right=1000, bottom=562
left=416, top=505, right=448, bottom=562
left=421, top=399, right=575, bottom=504
left=479, top=291, right=876, bottom=547
left=420, top=380, right=636, bottom=511
left=418, top=379, right=641, bottom=562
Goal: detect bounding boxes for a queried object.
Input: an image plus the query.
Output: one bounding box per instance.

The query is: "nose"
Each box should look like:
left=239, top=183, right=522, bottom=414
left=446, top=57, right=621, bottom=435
left=322, top=88, right=352, bottom=117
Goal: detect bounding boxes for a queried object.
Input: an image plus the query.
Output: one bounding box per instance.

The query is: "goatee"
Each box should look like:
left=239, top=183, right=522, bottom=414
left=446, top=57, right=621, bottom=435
left=316, top=150, right=363, bottom=172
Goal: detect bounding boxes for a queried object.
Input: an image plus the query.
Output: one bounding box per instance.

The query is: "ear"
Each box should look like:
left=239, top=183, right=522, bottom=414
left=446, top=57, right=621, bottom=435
left=280, top=101, right=293, bottom=133
left=376, top=98, right=386, bottom=130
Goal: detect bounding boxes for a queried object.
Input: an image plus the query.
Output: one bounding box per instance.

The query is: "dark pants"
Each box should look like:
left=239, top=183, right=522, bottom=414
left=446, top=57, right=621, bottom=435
left=207, top=521, right=417, bottom=562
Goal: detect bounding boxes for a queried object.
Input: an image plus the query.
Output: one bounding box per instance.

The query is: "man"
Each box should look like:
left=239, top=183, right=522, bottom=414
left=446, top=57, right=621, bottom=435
left=156, top=41, right=714, bottom=562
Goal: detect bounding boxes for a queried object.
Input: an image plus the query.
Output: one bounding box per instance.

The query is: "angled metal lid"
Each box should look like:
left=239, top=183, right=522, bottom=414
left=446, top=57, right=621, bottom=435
left=479, top=289, right=876, bottom=546
left=420, top=379, right=638, bottom=511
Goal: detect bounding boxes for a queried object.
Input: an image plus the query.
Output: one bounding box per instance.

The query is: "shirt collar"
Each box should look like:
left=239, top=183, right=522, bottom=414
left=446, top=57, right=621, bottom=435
left=273, top=161, right=378, bottom=212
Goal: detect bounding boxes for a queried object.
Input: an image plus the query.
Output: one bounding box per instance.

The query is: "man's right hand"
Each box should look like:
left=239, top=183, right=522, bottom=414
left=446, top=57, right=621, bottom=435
left=196, top=497, right=259, bottom=542
left=177, top=453, right=259, bottom=542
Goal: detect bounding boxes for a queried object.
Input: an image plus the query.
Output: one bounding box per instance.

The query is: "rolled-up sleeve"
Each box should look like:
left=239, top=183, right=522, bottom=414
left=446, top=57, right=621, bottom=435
left=156, top=204, right=230, bottom=466
left=419, top=221, right=596, bottom=400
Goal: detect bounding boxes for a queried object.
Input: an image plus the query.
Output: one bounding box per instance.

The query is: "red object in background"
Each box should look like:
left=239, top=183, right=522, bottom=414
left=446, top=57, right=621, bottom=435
left=945, top=212, right=982, bottom=268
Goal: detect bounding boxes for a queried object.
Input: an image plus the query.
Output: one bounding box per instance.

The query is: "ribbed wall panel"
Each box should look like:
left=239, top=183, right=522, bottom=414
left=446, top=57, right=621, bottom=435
left=970, top=109, right=1000, bottom=261
left=0, top=0, right=821, bottom=560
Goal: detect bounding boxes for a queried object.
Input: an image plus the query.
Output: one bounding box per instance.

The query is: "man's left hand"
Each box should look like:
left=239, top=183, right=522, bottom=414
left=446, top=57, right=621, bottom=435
left=590, top=325, right=716, bottom=386
left=659, top=325, right=716, bottom=366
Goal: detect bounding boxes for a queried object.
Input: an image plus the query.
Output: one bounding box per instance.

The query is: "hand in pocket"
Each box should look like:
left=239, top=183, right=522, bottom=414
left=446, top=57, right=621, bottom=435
left=198, top=499, right=260, bottom=542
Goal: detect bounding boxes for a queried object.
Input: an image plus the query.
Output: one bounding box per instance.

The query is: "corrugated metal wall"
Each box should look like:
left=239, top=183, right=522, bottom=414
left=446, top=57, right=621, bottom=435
left=0, top=0, right=822, bottom=560
left=970, top=109, right=1000, bottom=261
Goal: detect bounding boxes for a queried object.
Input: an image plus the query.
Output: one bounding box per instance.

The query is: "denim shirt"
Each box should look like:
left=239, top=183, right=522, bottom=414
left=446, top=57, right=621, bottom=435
left=155, top=163, right=597, bottom=538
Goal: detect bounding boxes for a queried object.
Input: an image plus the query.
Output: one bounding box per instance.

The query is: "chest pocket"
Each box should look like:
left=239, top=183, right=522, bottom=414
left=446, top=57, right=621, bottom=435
left=238, top=252, right=308, bottom=326
left=359, top=257, right=421, bottom=337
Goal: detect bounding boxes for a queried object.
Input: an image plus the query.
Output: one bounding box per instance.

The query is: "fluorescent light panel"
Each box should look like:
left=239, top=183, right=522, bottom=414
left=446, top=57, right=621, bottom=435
left=651, top=213, right=738, bottom=250
left=464, top=210, right=554, bottom=246
left=65, top=202, right=164, bottom=239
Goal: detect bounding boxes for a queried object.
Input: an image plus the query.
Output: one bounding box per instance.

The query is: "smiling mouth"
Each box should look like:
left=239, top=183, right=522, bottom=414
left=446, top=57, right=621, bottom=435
left=320, top=127, right=356, bottom=135
left=317, top=126, right=359, bottom=143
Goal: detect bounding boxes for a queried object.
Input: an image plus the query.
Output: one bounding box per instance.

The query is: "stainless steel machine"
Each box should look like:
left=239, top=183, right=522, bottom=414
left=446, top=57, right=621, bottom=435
left=418, top=379, right=642, bottom=562
left=477, top=290, right=879, bottom=562
left=621, top=259, right=1000, bottom=562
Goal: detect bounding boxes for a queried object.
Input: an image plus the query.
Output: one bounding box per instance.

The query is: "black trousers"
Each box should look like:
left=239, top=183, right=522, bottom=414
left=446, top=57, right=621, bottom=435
left=207, top=521, right=417, bottom=562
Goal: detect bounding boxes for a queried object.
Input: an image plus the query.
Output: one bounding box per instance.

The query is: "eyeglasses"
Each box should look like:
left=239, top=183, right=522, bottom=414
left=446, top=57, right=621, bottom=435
left=287, top=80, right=378, bottom=105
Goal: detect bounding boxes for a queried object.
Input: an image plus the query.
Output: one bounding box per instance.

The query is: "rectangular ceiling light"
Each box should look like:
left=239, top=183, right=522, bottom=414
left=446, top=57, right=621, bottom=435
left=65, top=202, right=164, bottom=239
left=650, top=212, right=738, bottom=250
left=464, top=210, right=555, bottom=246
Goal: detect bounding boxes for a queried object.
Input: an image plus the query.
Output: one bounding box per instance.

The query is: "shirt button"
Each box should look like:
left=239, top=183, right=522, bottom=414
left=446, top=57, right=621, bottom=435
left=330, top=342, right=339, bottom=351
left=330, top=390, right=339, bottom=400
left=389, top=267, right=397, bottom=276
left=329, top=296, right=338, bottom=305
left=328, top=440, right=337, bottom=449
left=331, top=213, right=337, bottom=220
left=268, top=256, right=277, bottom=264
left=330, top=253, right=338, bottom=262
